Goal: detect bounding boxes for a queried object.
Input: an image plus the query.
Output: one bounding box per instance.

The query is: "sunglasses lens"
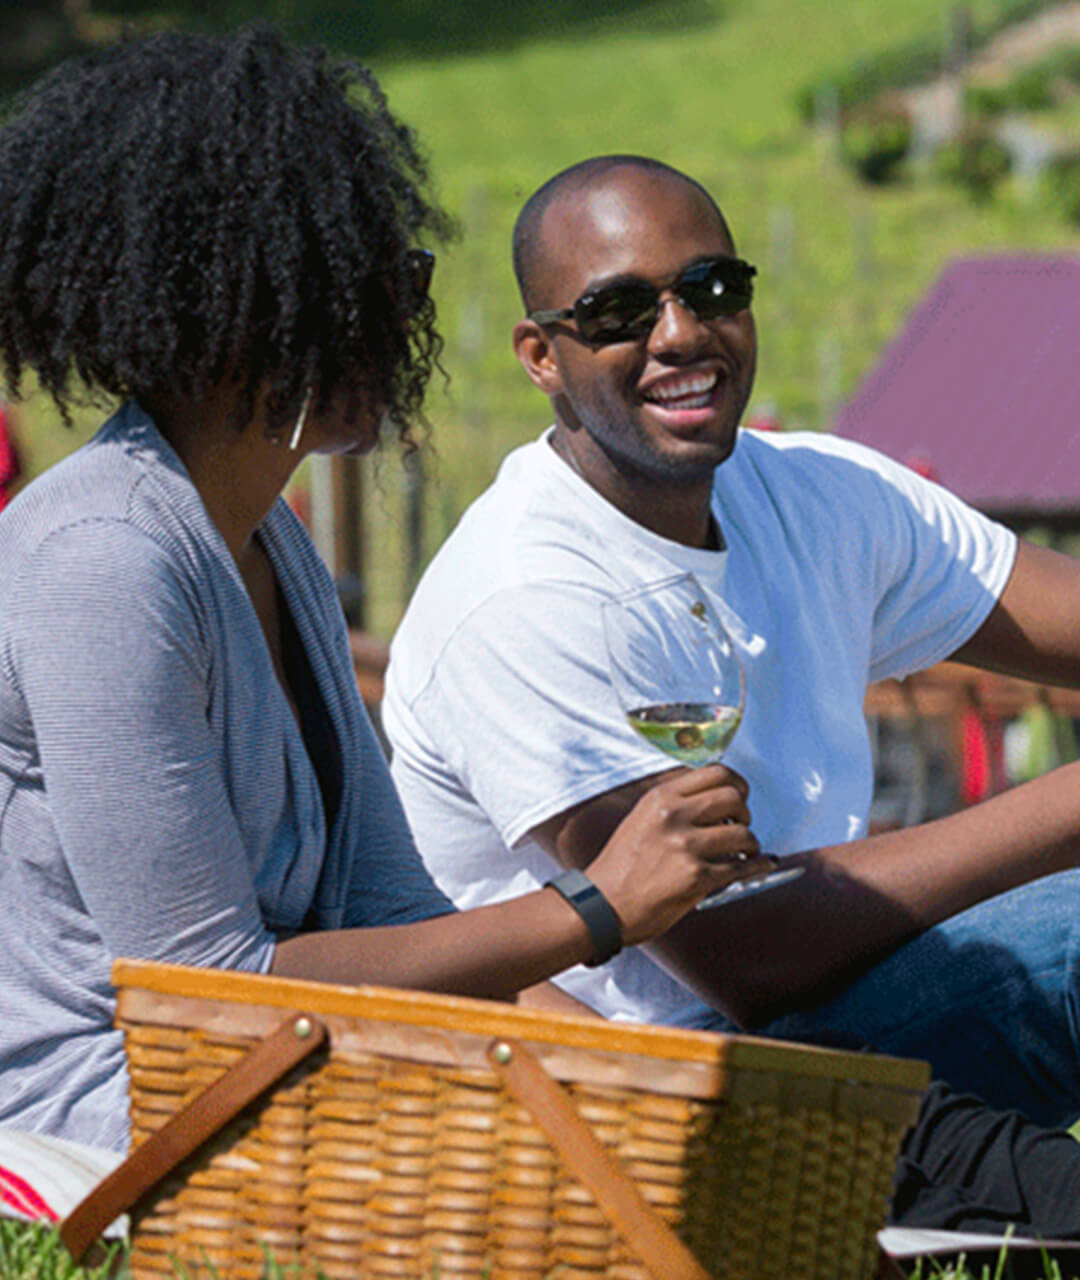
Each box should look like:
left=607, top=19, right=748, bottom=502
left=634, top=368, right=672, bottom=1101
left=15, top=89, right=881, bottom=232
left=565, top=259, right=755, bottom=343
left=680, top=260, right=754, bottom=318
left=577, top=283, right=658, bottom=344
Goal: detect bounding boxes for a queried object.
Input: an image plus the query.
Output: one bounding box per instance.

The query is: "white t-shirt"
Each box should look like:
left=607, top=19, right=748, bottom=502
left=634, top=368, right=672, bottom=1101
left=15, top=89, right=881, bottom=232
left=383, top=427, right=1017, bottom=1025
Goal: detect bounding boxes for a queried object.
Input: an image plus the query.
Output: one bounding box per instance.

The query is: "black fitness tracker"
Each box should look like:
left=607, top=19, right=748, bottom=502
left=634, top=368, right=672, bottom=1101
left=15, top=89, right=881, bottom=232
left=545, top=868, right=623, bottom=967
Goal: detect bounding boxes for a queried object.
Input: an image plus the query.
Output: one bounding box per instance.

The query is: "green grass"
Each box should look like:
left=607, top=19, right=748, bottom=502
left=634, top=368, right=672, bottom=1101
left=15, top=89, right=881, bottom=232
left=14, top=0, right=1080, bottom=640
left=0, top=1220, right=123, bottom=1279
left=5, top=1219, right=1080, bottom=1280
left=0, top=1221, right=317, bottom=1279
left=908, top=1244, right=1080, bottom=1280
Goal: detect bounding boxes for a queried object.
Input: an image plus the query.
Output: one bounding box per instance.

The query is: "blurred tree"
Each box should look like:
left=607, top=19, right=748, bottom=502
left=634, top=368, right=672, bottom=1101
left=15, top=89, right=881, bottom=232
left=1, top=0, right=713, bottom=96
left=1, top=1, right=92, bottom=97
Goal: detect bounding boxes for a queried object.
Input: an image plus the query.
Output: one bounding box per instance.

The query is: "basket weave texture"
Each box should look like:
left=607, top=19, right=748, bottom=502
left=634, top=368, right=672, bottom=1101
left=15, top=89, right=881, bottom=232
left=113, top=960, right=929, bottom=1280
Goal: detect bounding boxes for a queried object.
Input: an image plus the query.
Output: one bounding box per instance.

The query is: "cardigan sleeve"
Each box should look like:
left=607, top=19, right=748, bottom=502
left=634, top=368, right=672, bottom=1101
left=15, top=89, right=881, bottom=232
left=8, top=519, right=276, bottom=972
left=339, top=701, right=456, bottom=928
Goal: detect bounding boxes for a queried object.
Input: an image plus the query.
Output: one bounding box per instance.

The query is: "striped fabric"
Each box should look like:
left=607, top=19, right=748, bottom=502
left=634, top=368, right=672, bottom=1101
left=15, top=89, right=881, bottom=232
left=0, top=403, right=452, bottom=1152
left=0, top=1127, right=124, bottom=1236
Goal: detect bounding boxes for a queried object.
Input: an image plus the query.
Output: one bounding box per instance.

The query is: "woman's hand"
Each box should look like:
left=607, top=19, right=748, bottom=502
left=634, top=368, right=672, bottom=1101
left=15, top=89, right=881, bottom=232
left=585, top=764, right=767, bottom=946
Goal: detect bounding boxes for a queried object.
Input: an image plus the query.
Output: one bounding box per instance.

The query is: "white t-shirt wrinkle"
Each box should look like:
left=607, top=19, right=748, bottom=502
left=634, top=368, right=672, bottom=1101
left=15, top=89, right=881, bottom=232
left=384, top=427, right=1017, bottom=1026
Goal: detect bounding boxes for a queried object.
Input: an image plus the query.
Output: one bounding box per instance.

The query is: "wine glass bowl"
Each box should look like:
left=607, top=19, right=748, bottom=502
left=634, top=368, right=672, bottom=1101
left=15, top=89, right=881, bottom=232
left=602, top=572, right=803, bottom=909
left=625, top=701, right=743, bottom=767
left=602, top=572, right=746, bottom=767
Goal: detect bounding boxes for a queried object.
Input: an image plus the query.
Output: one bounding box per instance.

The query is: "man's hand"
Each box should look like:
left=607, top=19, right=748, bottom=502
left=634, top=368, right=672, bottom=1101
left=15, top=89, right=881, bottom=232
left=585, top=764, right=766, bottom=945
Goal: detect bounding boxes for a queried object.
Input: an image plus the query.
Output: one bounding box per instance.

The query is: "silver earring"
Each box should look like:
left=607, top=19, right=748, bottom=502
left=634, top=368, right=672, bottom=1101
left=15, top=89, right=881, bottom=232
left=288, top=387, right=313, bottom=451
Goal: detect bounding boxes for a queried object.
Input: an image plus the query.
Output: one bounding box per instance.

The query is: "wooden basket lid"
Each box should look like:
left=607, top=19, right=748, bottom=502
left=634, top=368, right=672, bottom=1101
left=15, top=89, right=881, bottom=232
left=113, top=959, right=931, bottom=1096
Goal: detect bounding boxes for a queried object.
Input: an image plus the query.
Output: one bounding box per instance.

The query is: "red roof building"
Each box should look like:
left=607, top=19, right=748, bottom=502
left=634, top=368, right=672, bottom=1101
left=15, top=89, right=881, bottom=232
left=834, top=254, right=1080, bottom=533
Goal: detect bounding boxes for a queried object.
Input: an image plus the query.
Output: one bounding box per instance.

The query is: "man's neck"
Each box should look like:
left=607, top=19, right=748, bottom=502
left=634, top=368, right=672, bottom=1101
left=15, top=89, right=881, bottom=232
left=549, top=430, right=719, bottom=551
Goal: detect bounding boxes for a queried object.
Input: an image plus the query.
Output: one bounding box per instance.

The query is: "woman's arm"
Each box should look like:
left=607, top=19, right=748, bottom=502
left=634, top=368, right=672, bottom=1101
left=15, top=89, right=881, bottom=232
left=14, top=523, right=277, bottom=973
left=273, top=764, right=764, bottom=999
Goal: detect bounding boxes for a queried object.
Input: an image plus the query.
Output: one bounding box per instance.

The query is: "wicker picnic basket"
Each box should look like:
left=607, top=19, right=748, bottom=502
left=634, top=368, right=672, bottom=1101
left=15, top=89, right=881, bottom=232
left=64, top=960, right=929, bottom=1280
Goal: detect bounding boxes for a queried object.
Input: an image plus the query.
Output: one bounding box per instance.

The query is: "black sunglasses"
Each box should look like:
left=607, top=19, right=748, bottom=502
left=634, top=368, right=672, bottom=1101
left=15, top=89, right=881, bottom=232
left=529, top=256, right=757, bottom=346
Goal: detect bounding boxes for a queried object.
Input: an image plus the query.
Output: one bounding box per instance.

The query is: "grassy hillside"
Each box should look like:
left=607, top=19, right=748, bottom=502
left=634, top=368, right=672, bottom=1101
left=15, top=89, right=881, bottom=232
left=13, top=0, right=1080, bottom=632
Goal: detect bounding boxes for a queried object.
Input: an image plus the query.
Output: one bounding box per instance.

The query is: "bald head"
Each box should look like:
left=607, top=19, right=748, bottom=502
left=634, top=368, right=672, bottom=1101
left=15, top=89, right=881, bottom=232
left=511, top=156, right=734, bottom=312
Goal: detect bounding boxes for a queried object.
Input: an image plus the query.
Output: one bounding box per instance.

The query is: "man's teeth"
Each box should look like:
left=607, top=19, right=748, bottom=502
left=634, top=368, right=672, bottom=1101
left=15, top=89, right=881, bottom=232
left=644, top=372, right=719, bottom=408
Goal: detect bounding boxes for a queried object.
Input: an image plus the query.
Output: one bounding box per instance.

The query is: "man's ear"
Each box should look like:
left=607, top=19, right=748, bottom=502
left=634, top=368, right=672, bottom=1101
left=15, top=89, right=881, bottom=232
left=513, top=320, right=564, bottom=396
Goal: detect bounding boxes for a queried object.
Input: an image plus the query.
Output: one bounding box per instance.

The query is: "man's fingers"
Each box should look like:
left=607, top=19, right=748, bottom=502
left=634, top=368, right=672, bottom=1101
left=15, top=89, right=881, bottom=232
left=688, top=789, right=752, bottom=828
left=687, top=824, right=760, bottom=861
left=667, top=762, right=750, bottom=800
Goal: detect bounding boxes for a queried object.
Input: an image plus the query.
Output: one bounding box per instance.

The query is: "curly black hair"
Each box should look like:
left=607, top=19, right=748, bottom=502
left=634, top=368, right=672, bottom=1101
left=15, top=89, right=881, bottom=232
left=0, top=24, right=452, bottom=440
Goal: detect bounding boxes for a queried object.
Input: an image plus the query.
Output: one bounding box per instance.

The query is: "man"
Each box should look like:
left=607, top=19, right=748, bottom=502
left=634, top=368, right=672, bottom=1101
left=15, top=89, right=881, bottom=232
left=384, top=155, right=1080, bottom=1130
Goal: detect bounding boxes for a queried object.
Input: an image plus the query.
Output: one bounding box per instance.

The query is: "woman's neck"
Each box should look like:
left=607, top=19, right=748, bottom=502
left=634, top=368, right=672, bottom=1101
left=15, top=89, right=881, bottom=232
left=144, top=390, right=298, bottom=562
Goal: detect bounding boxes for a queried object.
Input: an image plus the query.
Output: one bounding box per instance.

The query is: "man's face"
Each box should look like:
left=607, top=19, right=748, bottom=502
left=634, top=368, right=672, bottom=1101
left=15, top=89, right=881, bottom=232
left=522, top=169, right=757, bottom=486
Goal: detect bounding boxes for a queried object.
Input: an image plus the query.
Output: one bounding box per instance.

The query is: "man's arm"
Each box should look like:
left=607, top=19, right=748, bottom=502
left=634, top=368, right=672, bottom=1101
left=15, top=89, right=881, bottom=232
left=530, top=756, right=1080, bottom=1028
left=953, top=540, right=1080, bottom=685
left=515, top=981, right=602, bottom=1016
left=527, top=537, right=1080, bottom=1027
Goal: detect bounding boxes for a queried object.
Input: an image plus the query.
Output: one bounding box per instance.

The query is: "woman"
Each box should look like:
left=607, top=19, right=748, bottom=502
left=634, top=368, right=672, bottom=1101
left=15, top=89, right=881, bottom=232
left=0, top=26, right=759, bottom=1151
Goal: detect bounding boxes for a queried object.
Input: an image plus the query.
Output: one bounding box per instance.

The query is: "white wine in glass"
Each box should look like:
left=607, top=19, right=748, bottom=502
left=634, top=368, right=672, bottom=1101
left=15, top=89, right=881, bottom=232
left=625, top=701, right=743, bottom=768
left=602, top=572, right=803, bottom=909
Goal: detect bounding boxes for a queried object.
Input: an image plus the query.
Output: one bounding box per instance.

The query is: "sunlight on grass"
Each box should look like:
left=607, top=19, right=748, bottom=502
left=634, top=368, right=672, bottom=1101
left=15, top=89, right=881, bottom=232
left=4, top=1218, right=1080, bottom=1280
left=0, top=1220, right=123, bottom=1279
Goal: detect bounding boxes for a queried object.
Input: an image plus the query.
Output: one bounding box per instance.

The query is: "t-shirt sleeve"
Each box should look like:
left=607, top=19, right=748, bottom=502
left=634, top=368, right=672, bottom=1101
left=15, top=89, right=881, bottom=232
left=409, top=583, right=674, bottom=850
left=838, top=445, right=1017, bottom=683
left=6, top=520, right=276, bottom=972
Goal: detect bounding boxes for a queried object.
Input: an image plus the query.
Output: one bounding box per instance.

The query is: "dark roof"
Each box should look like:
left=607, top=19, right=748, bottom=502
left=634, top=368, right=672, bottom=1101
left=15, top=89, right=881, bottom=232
left=834, top=254, right=1080, bottom=522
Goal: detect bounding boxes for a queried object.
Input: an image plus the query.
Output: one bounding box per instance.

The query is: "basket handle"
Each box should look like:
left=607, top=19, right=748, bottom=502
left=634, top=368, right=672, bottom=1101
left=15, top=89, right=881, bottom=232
left=486, top=1036, right=713, bottom=1280
left=59, top=1011, right=327, bottom=1263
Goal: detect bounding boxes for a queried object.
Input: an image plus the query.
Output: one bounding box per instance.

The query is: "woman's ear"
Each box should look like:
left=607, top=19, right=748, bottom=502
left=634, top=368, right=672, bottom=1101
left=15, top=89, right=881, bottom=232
left=512, top=320, right=564, bottom=397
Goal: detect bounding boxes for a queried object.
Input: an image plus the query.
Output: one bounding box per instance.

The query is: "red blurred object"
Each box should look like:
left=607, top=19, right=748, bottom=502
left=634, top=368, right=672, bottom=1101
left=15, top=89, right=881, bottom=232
left=285, top=482, right=311, bottom=530
left=906, top=452, right=939, bottom=482
left=745, top=408, right=781, bottom=432
left=959, top=707, right=1005, bottom=806
left=0, top=401, right=21, bottom=513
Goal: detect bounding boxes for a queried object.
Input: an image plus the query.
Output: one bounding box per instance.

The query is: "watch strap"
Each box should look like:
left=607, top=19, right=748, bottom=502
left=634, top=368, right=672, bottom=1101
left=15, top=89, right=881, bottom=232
left=545, top=869, right=623, bottom=967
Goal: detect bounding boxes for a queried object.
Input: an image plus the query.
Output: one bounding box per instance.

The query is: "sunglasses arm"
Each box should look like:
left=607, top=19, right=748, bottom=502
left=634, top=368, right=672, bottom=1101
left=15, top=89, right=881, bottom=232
left=527, top=307, right=576, bottom=327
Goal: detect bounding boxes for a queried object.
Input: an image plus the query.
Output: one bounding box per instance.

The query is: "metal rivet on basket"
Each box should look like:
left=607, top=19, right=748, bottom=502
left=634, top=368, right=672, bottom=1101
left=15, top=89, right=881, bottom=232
left=491, top=1041, right=513, bottom=1065
left=293, top=1016, right=314, bottom=1039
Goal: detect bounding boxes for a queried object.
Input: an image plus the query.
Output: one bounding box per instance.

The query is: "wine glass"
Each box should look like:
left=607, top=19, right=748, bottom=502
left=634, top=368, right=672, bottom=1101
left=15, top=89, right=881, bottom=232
left=601, top=571, right=803, bottom=909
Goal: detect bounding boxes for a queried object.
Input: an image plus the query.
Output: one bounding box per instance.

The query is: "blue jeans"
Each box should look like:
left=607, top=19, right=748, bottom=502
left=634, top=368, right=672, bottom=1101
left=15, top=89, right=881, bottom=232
left=691, top=870, right=1080, bottom=1130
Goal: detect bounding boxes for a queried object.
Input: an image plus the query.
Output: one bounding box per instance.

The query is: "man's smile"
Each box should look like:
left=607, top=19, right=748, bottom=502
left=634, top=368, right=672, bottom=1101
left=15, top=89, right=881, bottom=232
left=638, top=364, right=737, bottom=432
left=641, top=368, right=722, bottom=409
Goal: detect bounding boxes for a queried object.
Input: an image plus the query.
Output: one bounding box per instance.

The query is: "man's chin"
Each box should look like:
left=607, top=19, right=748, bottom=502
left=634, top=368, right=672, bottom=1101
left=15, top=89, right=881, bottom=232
left=626, top=446, right=733, bottom=489
left=648, top=424, right=739, bottom=476
left=635, top=398, right=741, bottom=452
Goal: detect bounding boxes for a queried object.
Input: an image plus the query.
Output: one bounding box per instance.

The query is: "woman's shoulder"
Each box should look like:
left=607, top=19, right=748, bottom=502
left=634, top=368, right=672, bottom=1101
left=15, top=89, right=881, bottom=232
left=4, top=404, right=228, bottom=578
left=2, top=440, right=128, bottom=556
left=0, top=437, right=211, bottom=633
